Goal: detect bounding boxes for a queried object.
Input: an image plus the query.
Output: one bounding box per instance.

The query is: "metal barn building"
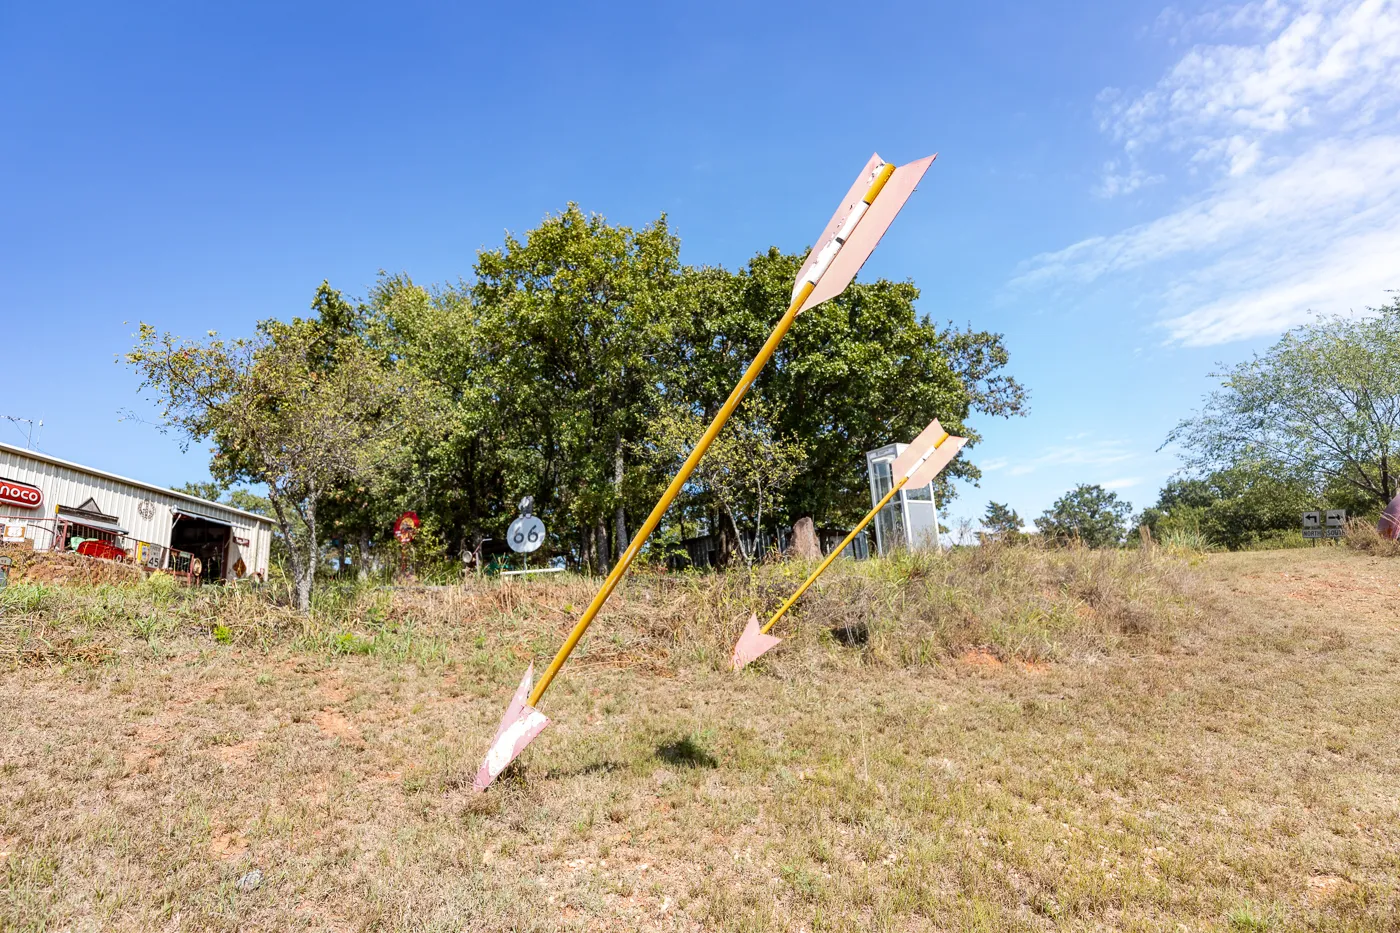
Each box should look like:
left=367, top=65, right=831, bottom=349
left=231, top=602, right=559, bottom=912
left=0, top=441, right=274, bottom=582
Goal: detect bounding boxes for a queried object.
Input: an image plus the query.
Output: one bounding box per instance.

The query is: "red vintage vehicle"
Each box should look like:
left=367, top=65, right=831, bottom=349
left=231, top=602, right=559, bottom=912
left=77, top=539, right=127, bottom=561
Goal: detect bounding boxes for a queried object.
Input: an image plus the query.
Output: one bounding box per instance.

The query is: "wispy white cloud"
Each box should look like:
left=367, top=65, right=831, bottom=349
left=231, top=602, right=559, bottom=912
left=1005, top=441, right=1135, bottom=477
left=1100, top=477, right=1143, bottom=490
left=1015, top=0, right=1400, bottom=345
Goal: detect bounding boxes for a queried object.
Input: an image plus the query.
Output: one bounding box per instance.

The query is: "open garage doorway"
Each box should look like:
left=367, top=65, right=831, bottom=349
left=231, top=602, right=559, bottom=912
left=170, top=512, right=231, bottom=583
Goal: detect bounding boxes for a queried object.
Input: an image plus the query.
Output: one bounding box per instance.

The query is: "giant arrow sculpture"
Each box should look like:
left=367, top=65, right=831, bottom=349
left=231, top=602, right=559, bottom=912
left=472, top=152, right=936, bottom=790
left=731, top=418, right=966, bottom=670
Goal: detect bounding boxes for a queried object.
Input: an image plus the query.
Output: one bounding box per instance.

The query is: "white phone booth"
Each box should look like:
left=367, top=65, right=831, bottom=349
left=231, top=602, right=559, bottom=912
left=865, top=443, right=942, bottom=555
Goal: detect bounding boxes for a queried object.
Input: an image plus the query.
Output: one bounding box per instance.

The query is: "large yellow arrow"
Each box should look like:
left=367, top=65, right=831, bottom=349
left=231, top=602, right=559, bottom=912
left=473, top=153, right=935, bottom=791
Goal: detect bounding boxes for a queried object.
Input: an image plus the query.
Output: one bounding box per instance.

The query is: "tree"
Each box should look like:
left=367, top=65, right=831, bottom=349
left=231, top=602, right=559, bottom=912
left=172, top=481, right=226, bottom=503
left=1137, top=467, right=1333, bottom=551
left=648, top=397, right=806, bottom=569
left=982, top=501, right=1023, bottom=541
left=127, top=283, right=411, bottom=610
left=1167, top=300, right=1400, bottom=509
left=1035, top=484, right=1132, bottom=548
left=470, top=205, right=685, bottom=571
left=676, top=249, right=1027, bottom=538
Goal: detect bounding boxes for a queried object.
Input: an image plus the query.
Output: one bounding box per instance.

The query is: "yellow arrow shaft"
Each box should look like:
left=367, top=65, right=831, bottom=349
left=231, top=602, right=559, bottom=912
left=759, top=429, right=950, bottom=637
left=760, top=476, right=907, bottom=636
left=526, top=162, right=896, bottom=708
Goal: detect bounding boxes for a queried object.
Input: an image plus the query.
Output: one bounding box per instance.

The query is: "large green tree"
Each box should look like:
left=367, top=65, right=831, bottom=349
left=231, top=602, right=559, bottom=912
left=128, top=283, right=411, bottom=609
left=676, top=249, right=1026, bottom=533
left=469, top=205, right=685, bottom=571
left=1168, top=301, right=1400, bottom=508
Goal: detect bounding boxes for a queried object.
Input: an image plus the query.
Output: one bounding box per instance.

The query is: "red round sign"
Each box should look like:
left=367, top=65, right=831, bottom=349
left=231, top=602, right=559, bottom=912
left=0, top=477, right=43, bottom=510
left=393, top=511, right=420, bottom=543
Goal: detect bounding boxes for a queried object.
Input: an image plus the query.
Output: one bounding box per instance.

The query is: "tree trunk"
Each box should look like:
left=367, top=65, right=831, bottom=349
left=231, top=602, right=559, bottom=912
left=295, top=494, right=317, bottom=612
left=357, top=535, right=371, bottom=580
left=595, top=517, right=611, bottom=570
left=789, top=515, right=820, bottom=559
left=715, top=511, right=737, bottom=568
left=581, top=525, right=595, bottom=575
left=613, top=438, right=628, bottom=558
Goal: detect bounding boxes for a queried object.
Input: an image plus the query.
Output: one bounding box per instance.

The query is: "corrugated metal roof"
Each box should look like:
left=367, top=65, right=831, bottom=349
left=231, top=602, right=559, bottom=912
left=0, top=441, right=274, bottom=526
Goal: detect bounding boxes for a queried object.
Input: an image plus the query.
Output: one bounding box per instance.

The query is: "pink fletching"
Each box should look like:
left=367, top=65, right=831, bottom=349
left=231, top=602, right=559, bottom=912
left=799, top=155, right=936, bottom=314
left=891, top=419, right=945, bottom=479
left=793, top=154, right=886, bottom=300
left=907, top=435, right=967, bottom=489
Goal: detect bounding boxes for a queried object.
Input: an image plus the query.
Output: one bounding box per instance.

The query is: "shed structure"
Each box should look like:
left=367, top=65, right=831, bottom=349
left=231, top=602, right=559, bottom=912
left=0, top=441, right=273, bottom=582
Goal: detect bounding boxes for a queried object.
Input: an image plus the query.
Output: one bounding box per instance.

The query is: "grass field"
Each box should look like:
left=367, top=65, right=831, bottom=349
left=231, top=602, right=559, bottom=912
left=1, top=546, right=1397, bottom=931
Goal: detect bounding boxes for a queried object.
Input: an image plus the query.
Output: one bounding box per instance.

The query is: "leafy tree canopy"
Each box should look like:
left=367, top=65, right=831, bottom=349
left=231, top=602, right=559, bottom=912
left=1035, top=484, right=1132, bottom=549
left=1167, top=300, right=1400, bottom=508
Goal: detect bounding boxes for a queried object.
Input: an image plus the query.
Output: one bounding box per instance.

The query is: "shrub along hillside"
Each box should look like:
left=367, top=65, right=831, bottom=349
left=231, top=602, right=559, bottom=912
left=1, top=543, right=1205, bottom=675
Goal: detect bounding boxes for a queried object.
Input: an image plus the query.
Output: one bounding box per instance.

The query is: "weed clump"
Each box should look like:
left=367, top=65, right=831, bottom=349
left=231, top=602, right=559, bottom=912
left=1344, top=518, right=1400, bottom=556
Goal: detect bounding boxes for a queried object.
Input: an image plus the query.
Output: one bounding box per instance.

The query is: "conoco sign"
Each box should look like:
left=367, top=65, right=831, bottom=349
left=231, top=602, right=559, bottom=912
left=0, top=477, right=43, bottom=510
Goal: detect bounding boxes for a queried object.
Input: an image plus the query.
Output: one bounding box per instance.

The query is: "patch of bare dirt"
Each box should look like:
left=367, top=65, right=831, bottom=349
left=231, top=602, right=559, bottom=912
left=313, top=708, right=362, bottom=743
left=209, top=829, right=249, bottom=860
left=1306, top=874, right=1354, bottom=905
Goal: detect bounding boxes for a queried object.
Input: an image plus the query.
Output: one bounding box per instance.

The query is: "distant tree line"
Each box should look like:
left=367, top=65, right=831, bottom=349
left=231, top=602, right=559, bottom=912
left=988, top=299, right=1400, bottom=552
left=131, top=205, right=1027, bottom=607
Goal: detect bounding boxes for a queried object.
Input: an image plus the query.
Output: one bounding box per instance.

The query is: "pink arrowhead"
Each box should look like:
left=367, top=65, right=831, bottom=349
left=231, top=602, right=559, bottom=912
left=472, top=663, right=550, bottom=791
left=732, top=613, right=783, bottom=671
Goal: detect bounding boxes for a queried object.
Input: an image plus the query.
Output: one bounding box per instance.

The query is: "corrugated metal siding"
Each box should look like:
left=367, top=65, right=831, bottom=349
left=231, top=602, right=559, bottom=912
left=0, top=446, right=274, bottom=579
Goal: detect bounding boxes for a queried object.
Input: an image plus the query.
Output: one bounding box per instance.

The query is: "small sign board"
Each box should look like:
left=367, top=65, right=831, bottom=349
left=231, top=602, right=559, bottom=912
left=1325, top=509, right=1346, bottom=538
left=507, top=515, right=545, bottom=553
left=1302, top=511, right=1322, bottom=539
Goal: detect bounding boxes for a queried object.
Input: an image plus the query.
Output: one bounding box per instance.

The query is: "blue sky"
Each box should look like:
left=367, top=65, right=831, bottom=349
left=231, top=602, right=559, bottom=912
left=3, top=0, right=1397, bottom=536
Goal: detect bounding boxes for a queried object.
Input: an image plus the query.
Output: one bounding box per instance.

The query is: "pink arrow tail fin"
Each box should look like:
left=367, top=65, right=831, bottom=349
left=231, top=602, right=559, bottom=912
left=798, top=154, right=936, bottom=314
left=732, top=612, right=783, bottom=671
left=907, top=435, right=967, bottom=488
left=891, top=419, right=945, bottom=479
left=472, top=663, right=550, bottom=791
left=792, top=154, right=886, bottom=303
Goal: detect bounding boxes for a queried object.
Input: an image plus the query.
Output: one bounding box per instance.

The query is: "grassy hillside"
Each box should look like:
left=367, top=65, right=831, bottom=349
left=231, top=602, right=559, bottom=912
left=2, top=546, right=1397, bottom=930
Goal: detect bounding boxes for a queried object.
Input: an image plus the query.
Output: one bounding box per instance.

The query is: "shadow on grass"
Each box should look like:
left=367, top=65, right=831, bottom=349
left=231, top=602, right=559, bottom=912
left=544, top=760, right=624, bottom=780
left=830, top=621, right=869, bottom=646
left=656, top=734, right=718, bottom=769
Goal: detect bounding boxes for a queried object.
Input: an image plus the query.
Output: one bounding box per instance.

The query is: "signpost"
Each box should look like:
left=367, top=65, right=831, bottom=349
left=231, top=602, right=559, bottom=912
left=1303, top=509, right=1346, bottom=542
left=393, top=511, right=420, bottom=579
left=507, top=497, right=545, bottom=555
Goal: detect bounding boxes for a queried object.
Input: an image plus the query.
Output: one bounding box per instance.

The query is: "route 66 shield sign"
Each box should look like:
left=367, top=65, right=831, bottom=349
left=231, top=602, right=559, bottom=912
left=507, top=515, right=545, bottom=553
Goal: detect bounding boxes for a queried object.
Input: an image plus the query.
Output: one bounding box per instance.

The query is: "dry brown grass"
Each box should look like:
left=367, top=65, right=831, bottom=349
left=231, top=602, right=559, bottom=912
left=2, top=545, right=1397, bottom=931
left=1343, top=518, right=1400, bottom=557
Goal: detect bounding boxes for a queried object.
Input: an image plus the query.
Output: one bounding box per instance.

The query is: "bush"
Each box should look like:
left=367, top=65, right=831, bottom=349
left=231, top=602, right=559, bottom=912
left=1344, top=518, right=1400, bottom=557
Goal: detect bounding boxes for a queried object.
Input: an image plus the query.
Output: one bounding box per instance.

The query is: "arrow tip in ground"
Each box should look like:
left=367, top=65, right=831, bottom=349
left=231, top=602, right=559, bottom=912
left=472, top=662, right=550, bottom=792
left=732, top=612, right=783, bottom=671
